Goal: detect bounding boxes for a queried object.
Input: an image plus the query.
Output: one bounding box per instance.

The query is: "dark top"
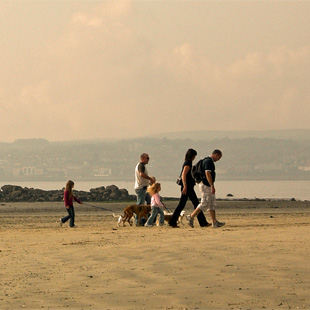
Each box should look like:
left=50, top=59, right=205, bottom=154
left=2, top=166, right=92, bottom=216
left=64, top=190, right=81, bottom=207
left=202, top=156, right=216, bottom=186
left=181, top=160, right=196, bottom=188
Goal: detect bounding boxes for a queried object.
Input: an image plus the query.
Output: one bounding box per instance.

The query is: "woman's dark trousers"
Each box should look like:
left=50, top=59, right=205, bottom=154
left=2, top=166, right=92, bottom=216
left=61, top=206, right=75, bottom=227
left=169, top=186, right=209, bottom=227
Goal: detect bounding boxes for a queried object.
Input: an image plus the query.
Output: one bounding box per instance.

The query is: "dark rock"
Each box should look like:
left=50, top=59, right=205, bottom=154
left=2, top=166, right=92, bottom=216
left=119, top=188, right=129, bottom=196
left=10, top=190, right=23, bottom=198
left=226, top=193, right=234, bottom=197
left=255, top=198, right=266, bottom=201
left=0, top=184, right=135, bottom=203
left=106, top=185, right=118, bottom=192
left=1, top=185, right=16, bottom=194
left=109, top=191, right=121, bottom=200
left=102, top=192, right=111, bottom=200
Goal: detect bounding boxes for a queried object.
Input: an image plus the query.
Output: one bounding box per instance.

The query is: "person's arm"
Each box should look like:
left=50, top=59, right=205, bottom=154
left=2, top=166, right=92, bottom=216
left=140, top=171, right=155, bottom=183
left=181, top=165, right=190, bottom=195
left=74, top=196, right=82, bottom=204
left=140, top=172, right=155, bottom=185
left=206, top=171, right=215, bottom=194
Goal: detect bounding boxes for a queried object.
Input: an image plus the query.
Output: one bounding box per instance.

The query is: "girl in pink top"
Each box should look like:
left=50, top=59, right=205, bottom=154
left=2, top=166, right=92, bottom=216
left=144, top=183, right=165, bottom=227
left=59, top=180, right=82, bottom=228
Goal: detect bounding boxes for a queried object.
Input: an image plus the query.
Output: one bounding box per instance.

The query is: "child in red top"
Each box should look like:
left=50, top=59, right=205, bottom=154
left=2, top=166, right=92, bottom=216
left=59, top=180, right=82, bottom=228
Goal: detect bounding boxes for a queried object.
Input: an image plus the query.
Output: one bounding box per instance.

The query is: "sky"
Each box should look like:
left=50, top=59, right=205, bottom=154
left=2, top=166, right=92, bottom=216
left=0, top=0, right=309, bottom=142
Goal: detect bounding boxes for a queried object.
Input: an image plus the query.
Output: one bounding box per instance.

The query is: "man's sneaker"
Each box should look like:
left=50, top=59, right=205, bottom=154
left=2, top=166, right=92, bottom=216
left=144, top=223, right=153, bottom=227
left=187, top=215, right=194, bottom=228
left=59, top=219, right=63, bottom=227
left=212, top=221, right=225, bottom=228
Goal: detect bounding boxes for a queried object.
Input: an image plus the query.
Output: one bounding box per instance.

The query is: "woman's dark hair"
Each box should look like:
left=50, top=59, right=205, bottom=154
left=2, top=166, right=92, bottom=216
left=185, top=148, right=197, bottom=161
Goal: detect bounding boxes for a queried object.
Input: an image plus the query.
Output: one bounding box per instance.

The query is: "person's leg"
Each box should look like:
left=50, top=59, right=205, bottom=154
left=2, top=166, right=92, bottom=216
left=145, top=192, right=151, bottom=205
left=158, top=208, right=165, bottom=225
left=190, top=184, right=208, bottom=218
left=69, top=206, right=75, bottom=227
left=140, top=217, right=147, bottom=226
left=191, top=207, right=202, bottom=218
left=61, top=210, right=70, bottom=224
left=187, top=184, right=208, bottom=227
left=188, top=187, right=209, bottom=227
left=135, top=188, right=147, bottom=225
left=207, top=193, right=225, bottom=227
left=206, top=190, right=216, bottom=224
left=169, top=189, right=188, bottom=226
left=135, top=188, right=146, bottom=205
left=209, top=210, right=216, bottom=223
left=145, top=207, right=158, bottom=226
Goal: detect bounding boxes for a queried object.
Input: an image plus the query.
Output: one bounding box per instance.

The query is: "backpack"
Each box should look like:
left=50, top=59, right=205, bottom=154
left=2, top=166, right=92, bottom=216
left=191, top=158, right=206, bottom=183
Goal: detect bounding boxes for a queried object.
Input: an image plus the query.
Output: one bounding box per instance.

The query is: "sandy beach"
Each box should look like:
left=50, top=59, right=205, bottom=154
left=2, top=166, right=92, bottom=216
left=0, top=200, right=309, bottom=310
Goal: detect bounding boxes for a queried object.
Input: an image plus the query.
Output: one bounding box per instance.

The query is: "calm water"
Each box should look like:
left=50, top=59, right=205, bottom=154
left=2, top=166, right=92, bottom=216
left=1, top=180, right=309, bottom=201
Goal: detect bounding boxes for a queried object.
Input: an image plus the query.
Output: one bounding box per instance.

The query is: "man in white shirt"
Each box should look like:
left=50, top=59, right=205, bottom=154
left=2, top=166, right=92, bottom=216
left=134, top=153, right=156, bottom=205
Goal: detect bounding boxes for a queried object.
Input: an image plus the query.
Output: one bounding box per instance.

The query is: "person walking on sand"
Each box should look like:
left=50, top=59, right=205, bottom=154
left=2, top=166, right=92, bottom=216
left=134, top=153, right=156, bottom=225
left=144, top=183, right=165, bottom=227
left=135, top=153, right=156, bottom=205
left=169, top=148, right=210, bottom=228
left=59, top=180, right=83, bottom=228
left=187, top=149, right=225, bottom=228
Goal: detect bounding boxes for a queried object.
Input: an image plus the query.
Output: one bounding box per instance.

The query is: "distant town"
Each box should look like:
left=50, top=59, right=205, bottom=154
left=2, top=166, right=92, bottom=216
left=1, top=130, right=310, bottom=182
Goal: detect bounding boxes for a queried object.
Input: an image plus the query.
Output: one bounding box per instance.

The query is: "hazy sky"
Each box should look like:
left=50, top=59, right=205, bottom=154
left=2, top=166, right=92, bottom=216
left=0, top=1, right=309, bottom=142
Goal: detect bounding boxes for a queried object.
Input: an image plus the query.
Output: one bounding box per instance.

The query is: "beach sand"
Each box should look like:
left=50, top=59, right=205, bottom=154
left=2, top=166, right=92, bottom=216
left=0, top=200, right=309, bottom=310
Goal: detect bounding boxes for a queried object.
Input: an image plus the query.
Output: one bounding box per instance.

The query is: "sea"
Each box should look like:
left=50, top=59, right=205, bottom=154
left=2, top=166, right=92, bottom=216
left=1, top=180, right=309, bottom=201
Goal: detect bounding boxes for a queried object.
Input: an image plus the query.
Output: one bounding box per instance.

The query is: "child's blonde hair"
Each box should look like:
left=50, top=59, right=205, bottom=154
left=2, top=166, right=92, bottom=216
left=147, top=182, right=161, bottom=196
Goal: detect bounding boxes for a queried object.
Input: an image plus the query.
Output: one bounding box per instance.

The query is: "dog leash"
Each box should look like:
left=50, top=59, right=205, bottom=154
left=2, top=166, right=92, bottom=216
left=82, top=202, right=115, bottom=213
left=164, top=206, right=172, bottom=213
left=84, top=202, right=171, bottom=214
left=160, top=197, right=172, bottom=213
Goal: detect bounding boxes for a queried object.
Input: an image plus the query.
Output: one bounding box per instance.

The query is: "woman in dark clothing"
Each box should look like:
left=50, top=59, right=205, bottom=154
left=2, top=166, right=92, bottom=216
left=169, top=149, right=210, bottom=228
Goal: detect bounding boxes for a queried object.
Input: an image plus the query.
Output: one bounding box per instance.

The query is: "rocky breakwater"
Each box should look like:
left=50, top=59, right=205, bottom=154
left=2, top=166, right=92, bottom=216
left=0, top=185, right=136, bottom=202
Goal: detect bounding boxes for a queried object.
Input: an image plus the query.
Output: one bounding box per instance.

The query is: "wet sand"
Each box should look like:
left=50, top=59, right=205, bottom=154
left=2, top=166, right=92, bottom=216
left=0, top=200, right=309, bottom=310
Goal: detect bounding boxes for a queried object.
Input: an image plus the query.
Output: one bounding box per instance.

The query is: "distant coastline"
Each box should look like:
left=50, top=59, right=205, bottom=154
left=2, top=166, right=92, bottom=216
left=1, top=131, right=310, bottom=182
left=147, top=128, right=310, bottom=141
left=1, top=180, right=309, bottom=202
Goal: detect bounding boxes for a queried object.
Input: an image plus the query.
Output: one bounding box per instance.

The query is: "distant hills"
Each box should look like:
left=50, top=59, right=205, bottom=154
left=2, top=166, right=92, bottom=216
left=0, top=129, right=310, bottom=181
left=1, top=129, right=309, bottom=146
left=147, top=129, right=310, bottom=141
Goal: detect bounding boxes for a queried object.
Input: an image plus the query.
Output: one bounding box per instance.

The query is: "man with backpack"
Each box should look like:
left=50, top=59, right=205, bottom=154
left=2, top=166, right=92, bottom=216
left=187, top=149, right=225, bottom=228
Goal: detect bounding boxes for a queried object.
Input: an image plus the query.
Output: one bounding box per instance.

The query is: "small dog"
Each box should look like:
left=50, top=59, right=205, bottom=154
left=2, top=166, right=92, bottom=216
left=121, top=204, right=151, bottom=226
left=159, top=210, right=186, bottom=225
left=113, top=213, right=133, bottom=227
